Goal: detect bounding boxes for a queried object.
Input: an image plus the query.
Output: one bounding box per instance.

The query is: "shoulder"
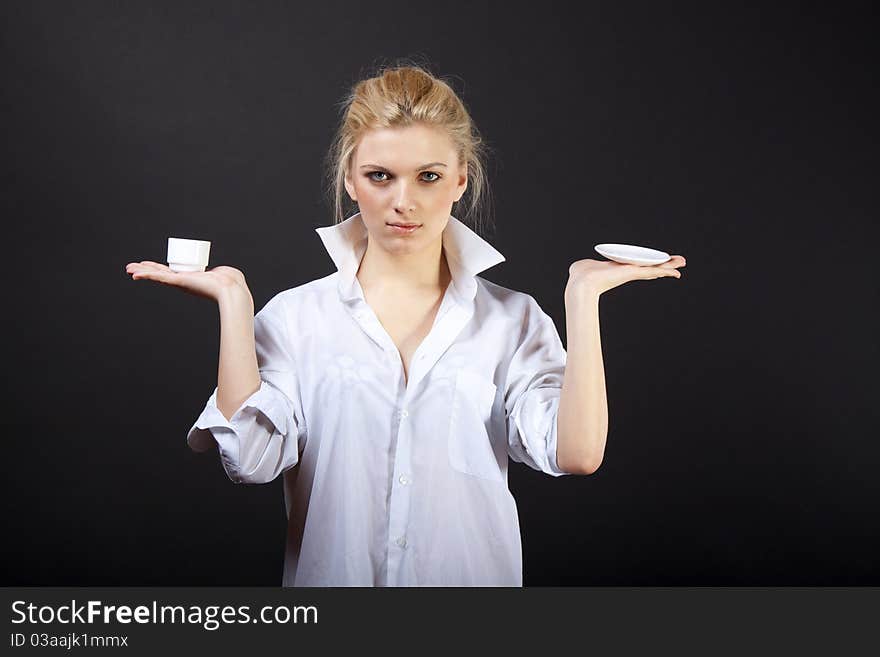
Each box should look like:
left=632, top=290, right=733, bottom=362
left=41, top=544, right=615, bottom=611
left=254, top=272, right=338, bottom=325
left=475, top=276, right=546, bottom=318
left=475, top=276, right=560, bottom=345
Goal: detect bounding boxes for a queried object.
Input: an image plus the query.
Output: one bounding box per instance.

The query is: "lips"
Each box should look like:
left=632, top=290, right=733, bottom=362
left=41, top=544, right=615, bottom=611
left=387, top=222, right=421, bottom=228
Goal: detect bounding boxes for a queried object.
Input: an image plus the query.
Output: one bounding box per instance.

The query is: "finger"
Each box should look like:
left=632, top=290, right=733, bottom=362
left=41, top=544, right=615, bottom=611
left=138, top=261, right=175, bottom=272
left=656, top=258, right=685, bottom=273
left=130, top=268, right=179, bottom=284
left=130, top=270, right=157, bottom=282
left=643, top=265, right=680, bottom=279
left=127, top=263, right=160, bottom=276
left=126, top=262, right=158, bottom=275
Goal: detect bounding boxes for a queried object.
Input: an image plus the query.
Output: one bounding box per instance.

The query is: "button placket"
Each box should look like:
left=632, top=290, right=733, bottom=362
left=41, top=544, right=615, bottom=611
left=403, top=294, right=474, bottom=394
left=376, top=287, right=471, bottom=584
left=347, top=305, right=388, bottom=353
left=387, top=392, right=414, bottom=582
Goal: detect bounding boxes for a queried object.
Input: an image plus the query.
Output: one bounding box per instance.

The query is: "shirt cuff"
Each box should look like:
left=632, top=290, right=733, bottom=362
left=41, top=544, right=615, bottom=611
left=186, top=380, right=291, bottom=453
left=513, top=387, right=571, bottom=477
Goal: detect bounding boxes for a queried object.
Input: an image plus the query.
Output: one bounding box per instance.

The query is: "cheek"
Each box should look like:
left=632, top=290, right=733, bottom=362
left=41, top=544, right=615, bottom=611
left=354, top=181, right=384, bottom=205
left=427, top=181, right=457, bottom=206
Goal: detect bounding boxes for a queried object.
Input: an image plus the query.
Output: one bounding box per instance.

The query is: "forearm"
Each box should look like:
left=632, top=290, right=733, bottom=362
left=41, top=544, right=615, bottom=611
left=216, top=288, right=261, bottom=422
left=557, top=284, right=608, bottom=473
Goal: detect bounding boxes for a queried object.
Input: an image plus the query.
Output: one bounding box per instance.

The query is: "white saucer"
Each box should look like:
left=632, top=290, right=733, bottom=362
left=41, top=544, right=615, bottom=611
left=594, top=243, right=671, bottom=265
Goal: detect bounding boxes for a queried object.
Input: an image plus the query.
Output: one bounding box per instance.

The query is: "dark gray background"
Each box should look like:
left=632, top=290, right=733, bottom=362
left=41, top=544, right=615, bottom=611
left=3, top=1, right=876, bottom=585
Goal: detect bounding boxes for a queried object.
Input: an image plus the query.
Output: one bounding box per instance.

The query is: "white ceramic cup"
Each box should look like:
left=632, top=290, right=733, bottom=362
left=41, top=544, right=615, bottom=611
left=167, top=237, right=211, bottom=272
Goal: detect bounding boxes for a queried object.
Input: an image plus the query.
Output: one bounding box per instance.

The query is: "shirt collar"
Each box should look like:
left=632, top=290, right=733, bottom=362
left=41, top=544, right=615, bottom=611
left=315, top=211, right=506, bottom=304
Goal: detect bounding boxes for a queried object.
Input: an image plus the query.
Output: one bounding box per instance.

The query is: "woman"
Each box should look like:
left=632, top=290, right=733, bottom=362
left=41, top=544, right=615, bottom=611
left=125, top=63, right=685, bottom=586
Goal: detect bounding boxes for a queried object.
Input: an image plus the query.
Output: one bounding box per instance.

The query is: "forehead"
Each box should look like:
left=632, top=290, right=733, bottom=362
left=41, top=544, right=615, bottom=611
left=354, top=124, right=455, bottom=163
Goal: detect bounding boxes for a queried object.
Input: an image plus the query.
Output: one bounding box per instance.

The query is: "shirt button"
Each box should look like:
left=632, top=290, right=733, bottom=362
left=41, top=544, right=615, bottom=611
left=398, top=474, right=409, bottom=485
left=418, top=353, right=426, bottom=360
left=396, top=536, right=407, bottom=548
left=399, top=409, right=409, bottom=419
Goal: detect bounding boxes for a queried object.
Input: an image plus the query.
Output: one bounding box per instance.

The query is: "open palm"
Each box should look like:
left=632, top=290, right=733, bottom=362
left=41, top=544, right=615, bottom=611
left=566, top=255, right=687, bottom=297
left=124, top=260, right=252, bottom=303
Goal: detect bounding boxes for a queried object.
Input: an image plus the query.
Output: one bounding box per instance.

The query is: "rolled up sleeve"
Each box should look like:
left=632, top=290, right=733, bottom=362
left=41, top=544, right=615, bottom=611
left=186, top=304, right=307, bottom=484
left=503, top=295, right=572, bottom=477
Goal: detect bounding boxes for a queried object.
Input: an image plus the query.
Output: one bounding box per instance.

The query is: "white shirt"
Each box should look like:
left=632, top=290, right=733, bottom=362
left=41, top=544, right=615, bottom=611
left=187, top=211, right=574, bottom=587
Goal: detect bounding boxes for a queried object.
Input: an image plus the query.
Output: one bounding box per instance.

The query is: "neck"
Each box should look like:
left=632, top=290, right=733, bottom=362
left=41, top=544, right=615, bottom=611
left=357, top=234, right=451, bottom=295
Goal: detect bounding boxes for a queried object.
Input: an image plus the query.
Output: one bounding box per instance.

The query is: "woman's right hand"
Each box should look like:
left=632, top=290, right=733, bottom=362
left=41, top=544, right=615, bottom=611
left=125, top=261, right=253, bottom=306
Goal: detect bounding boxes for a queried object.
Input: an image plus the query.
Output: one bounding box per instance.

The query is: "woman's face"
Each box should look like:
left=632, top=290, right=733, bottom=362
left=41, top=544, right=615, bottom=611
left=344, top=123, right=467, bottom=255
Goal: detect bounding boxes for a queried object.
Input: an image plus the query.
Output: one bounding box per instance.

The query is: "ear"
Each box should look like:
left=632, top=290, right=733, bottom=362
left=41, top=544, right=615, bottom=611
left=344, top=168, right=357, bottom=202
left=455, top=162, right=468, bottom=202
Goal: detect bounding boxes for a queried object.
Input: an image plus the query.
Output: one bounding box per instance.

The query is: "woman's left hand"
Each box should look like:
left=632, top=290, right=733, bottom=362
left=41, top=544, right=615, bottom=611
left=565, top=255, right=686, bottom=299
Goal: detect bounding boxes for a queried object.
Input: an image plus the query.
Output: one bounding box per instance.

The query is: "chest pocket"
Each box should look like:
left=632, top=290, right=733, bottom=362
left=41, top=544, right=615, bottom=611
left=448, top=369, right=504, bottom=483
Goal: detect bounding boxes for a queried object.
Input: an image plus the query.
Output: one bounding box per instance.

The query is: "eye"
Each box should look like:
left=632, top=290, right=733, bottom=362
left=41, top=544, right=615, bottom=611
left=365, top=170, right=442, bottom=183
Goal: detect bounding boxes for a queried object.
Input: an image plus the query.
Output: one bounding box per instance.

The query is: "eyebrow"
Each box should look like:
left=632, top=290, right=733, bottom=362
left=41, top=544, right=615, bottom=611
left=359, top=162, right=448, bottom=171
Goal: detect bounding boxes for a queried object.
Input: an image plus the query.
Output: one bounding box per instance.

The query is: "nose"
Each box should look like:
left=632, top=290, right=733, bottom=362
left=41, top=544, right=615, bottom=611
left=393, top=182, right=416, bottom=214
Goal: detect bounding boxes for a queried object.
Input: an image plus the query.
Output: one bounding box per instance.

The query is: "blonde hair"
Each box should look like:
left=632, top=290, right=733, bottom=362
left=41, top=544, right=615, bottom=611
left=322, top=58, right=494, bottom=236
